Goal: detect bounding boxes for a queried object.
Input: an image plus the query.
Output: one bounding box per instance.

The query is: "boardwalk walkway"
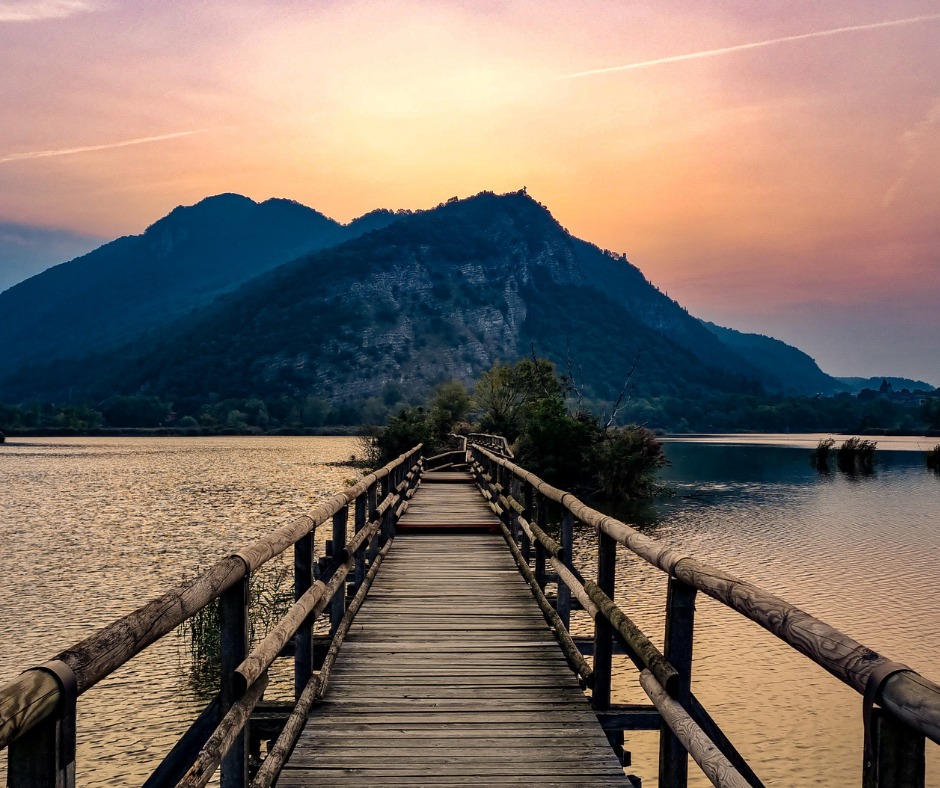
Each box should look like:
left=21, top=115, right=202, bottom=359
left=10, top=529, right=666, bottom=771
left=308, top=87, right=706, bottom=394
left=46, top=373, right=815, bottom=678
left=277, top=472, right=629, bottom=786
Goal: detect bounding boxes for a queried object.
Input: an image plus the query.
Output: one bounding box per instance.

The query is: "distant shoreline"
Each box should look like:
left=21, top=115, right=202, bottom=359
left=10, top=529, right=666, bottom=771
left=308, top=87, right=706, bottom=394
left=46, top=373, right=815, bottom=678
left=0, top=426, right=361, bottom=439
left=2, top=426, right=938, bottom=440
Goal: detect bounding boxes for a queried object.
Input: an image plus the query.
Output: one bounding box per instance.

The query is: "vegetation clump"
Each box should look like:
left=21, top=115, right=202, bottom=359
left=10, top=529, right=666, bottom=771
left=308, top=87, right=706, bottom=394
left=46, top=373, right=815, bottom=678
left=810, top=437, right=836, bottom=471
left=366, top=357, right=668, bottom=500
left=837, top=436, right=877, bottom=474
left=927, top=444, right=940, bottom=472
left=180, top=558, right=293, bottom=695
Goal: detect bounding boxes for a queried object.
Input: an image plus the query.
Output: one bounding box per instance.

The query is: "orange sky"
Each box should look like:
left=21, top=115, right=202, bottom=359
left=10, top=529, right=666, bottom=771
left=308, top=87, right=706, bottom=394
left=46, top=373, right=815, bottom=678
left=1, top=1, right=938, bottom=383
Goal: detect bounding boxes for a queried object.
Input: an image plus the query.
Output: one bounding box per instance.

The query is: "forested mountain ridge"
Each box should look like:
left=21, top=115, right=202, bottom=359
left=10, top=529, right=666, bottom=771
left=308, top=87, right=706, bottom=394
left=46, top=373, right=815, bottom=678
left=2, top=190, right=844, bottom=406
left=0, top=193, right=395, bottom=383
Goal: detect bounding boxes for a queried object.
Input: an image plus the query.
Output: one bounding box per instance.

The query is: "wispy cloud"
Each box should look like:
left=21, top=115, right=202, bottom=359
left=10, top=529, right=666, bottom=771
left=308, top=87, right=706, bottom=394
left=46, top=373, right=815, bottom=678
left=0, top=130, right=209, bottom=164
left=558, top=14, right=940, bottom=79
left=0, top=1, right=99, bottom=22
left=883, top=98, right=940, bottom=207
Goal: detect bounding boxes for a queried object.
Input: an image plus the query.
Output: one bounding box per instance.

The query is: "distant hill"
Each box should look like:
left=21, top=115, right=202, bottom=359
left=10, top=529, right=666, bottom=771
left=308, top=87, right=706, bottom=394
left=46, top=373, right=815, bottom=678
left=836, top=376, right=935, bottom=393
left=700, top=321, right=843, bottom=394
left=0, top=189, right=881, bottom=408
left=0, top=193, right=390, bottom=382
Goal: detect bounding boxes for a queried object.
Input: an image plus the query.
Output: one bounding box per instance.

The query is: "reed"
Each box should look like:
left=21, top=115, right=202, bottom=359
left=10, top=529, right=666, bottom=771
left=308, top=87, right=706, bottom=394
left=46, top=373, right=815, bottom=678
left=927, top=444, right=940, bottom=472
left=837, top=436, right=877, bottom=473
left=810, top=437, right=835, bottom=471
left=179, top=556, right=294, bottom=690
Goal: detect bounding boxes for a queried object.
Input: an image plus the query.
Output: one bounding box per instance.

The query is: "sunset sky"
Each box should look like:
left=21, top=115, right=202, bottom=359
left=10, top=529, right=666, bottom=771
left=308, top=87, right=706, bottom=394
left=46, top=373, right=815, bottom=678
left=1, top=1, right=938, bottom=384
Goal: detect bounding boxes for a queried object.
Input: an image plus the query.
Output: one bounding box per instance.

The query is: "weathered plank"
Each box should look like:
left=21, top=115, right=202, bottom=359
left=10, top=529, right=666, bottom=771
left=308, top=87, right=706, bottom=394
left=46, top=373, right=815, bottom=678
left=278, top=475, right=627, bottom=786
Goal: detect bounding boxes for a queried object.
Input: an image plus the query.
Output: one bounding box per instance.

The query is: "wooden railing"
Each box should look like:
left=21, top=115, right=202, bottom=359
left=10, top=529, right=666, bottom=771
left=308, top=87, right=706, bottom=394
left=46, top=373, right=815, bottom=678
left=0, top=445, right=423, bottom=788
left=468, top=442, right=939, bottom=788
left=467, top=432, right=513, bottom=458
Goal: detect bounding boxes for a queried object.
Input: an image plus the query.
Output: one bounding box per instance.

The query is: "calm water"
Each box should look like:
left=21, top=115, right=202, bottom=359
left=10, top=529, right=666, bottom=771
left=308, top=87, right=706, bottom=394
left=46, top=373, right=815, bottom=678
left=1, top=434, right=938, bottom=785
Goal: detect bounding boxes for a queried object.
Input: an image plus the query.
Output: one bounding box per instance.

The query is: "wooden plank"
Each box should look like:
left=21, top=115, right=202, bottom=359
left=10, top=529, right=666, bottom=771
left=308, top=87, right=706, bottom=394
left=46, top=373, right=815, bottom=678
left=278, top=475, right=627, bottom=787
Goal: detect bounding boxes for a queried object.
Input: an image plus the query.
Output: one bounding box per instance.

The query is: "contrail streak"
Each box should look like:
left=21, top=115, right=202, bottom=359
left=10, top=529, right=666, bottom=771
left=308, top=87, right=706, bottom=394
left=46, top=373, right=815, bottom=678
left=0, top=129, right=208, bottom=164
left=558, top=14, right=940, bottom=79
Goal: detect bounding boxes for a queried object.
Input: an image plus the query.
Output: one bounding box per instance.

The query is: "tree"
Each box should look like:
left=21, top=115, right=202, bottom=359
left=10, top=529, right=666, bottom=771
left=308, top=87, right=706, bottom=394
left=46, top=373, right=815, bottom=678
left=428, top=381, right=470, bottom=440
left=473, top=358, right=562, bottom=440
left=102, top=396, right=170, bottom=427
left=376, top=407, right=432, bottom=462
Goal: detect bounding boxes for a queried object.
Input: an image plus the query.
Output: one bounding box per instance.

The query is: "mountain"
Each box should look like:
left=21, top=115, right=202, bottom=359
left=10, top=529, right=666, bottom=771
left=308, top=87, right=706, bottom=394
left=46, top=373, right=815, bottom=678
left=0, top=193, right=387, bottom=381
left=700, top=321, right=843, bottom=394
left=0, top=189, right=854, bottom=407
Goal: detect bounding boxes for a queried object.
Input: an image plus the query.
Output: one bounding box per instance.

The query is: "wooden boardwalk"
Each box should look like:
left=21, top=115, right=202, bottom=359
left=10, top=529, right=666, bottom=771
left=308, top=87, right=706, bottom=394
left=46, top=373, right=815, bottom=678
left=278, top=473, right=629, bottom=786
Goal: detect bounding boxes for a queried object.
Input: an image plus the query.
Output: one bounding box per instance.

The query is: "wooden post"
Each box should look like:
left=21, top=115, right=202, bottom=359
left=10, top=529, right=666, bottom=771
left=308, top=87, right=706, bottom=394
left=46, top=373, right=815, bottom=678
left=220, top=574, right=250, bottom=787
left=330, top=506, right=348, bottom=636
left=593, top=530, right=616, bottom=710
left=521, top=482, right=534, bottom=563
left=354, top=493, right=367, bottom=591
left=366, top=481, right=379, bottom=565
left=659, top=577, right=697, bottom=787
left=557, top=511, right=574, bottom=630
left=535, top=493, right=548, bottom=591
left=863, top=709, right=925, bottom=788
left=378, top=476, right=390, bottom=548
left=293, top=532, right=314, bottom=700
left=7, top=662, right=77, bottom=788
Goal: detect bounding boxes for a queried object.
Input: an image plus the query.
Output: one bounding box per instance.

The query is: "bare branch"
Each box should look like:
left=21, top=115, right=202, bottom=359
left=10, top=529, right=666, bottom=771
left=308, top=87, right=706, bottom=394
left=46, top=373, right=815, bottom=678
left=604, top=349, right=641, bottom=430
left=528, top=342, right=555, bottom=399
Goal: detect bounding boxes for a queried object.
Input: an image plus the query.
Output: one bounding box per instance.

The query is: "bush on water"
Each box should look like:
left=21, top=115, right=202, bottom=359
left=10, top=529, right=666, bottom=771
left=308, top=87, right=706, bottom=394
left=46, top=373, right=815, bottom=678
left=927, top=444, right=940, bottom=472
left=837, top=436, right=877, bottom=474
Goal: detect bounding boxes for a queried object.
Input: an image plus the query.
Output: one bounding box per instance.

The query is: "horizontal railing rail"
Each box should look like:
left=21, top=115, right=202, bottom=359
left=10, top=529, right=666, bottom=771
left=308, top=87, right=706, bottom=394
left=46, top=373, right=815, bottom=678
left=470, top=443, right=938, bottom=788
left=0, top=444, right=423, bottom=788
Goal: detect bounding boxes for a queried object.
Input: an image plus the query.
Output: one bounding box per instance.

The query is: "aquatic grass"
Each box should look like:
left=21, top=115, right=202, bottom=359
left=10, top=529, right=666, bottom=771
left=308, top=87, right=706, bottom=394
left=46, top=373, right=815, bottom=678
left=810, top=438, right=835, bottom=472
left=927, top=444, right=940, bottom=472
left=837, top=437, right=877, bottom=474
left=178, top=555, right=295, bottom=695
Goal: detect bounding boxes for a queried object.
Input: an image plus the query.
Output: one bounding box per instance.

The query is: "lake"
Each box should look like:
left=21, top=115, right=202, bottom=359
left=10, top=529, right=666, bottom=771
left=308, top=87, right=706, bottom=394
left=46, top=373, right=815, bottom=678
left=1, top=434, right=938, bottom=785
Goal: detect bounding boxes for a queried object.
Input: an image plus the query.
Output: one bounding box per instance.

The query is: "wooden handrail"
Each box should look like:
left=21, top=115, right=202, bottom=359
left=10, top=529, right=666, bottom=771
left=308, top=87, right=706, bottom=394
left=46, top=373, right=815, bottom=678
left=470, top=443, right=940, bottom=748
left=468, top=432, right=514, bottom=458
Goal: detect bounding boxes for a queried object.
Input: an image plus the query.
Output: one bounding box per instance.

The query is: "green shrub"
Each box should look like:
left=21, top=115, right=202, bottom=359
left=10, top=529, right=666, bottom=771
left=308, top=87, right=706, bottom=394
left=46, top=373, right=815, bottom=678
left=376, top=406, right=433, bottom=462
left=591, top=426, right=669, bottom=498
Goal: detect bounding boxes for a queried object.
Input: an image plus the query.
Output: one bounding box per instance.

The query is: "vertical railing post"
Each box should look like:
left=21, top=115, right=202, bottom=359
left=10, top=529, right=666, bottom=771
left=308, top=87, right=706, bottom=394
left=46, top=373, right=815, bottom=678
left=7, top=663, right=77, bottom=788
left=659, top=577, right=697, bottom=787
left=521, top=481, right=533, bottom=563
left=220, top=572, right=250, bottom=787
left=354, top=492, right=367, bottom=591
left=863, top=711, right=926, bottom=788
left=379, top=475, right=390, bottom=548
left=534, top=493, right=547, bottom=591
left=330, top=506, right=348, bottom=636
left=557, top=510, right=574, bottom=630
left=592, top=530, right=616, bottom=710
left=293, top=530, right=314, bottom=699
left=367, top=481, right=380, bottom=565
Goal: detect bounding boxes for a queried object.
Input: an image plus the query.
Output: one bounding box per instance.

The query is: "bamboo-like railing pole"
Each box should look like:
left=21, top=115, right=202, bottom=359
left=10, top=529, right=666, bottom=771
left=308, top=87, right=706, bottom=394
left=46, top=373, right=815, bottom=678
left=640, top=670, right=750, bottom=788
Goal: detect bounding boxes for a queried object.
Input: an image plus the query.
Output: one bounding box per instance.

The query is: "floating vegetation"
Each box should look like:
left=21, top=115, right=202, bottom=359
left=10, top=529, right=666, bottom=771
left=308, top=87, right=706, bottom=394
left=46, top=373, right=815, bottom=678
left=810, top=438, right=835, bottom=472
left=837, top=437, right=877, bottom=474
left=927, top=444, right=940, bottom=472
